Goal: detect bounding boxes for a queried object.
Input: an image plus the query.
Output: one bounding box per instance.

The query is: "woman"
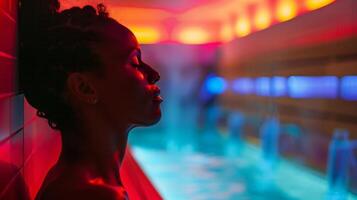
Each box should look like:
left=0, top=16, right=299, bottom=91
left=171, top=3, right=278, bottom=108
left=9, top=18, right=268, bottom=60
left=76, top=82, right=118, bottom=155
left=19, top=1, right=162, bottom=199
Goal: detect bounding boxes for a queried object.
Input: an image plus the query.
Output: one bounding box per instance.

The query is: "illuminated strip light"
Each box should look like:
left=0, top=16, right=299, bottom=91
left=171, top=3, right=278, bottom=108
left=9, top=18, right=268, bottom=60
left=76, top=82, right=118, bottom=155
left=276, top=0, right=298, bottom=22
left=235, top=15, right=251, bottom=37
left=272, top=76, right=288, bottom=96
left=253, top=5, right=272, bottom=30
left=130, top=26, right=161, bottom=44
left=255, top=77, right=271, bottom=96
left=340, top=76, right=357, bottom=101
left=232, top=78, right=255, bottom=94
left=229, top=76, right=357, bottom=101
left=176, top=27, right=212, bottom=44
left=205, top=76, right=227, bottom=95
left=288, top=76, right=338, bottom=99
left=305, top=0, right=335, bottom=11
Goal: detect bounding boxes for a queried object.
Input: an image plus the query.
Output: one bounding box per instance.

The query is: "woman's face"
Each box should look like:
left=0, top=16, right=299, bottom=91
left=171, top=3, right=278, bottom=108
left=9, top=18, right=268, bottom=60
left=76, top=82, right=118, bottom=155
left=92, top=24, right=162, bottom=129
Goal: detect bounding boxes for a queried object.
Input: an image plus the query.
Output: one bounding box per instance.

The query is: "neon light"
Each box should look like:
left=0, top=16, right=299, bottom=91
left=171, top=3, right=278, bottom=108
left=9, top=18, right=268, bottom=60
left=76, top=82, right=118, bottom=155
left=276, top=0, right=298, bottom=22
left=272, top=76, right=287, bottom=96
left=253, top=5, right=272, bottom=30
left=255, top=77, right=271, bottom=96
left=175, top=27, right=211, bottom=44
left=232, top=78, right=254, bottom=95
left=205, top=76, right=227, bottom=95
left=305, top=0, right=335, bottom=11
left=235, top=15, right=251, bottom=37
left=288, top=76, right=338, bottom=98
left=130, top=26, right=162, bottom=44
left=340, top=76, right=357, bottom=101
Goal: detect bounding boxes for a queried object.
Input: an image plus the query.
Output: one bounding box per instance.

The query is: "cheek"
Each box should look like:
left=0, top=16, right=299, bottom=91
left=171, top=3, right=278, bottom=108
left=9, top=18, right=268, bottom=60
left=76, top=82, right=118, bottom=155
left=125, top=70, right=147, bottom=99
left=135, top=70, right=145, bottom=81
left=98, top=66, right=152, bottom=121
left=118, top=69, right=149, bottom=108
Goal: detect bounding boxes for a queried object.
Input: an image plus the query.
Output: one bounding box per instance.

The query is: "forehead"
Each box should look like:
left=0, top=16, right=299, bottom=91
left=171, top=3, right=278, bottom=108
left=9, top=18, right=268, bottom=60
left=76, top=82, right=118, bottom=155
left=105, top=23, right=138, bottom=50
left=93, top=23, right=139, bottom=66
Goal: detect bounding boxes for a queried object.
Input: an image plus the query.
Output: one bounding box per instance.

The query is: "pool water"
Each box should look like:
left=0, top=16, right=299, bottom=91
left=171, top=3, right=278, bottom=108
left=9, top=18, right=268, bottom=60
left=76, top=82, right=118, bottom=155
left=129, top=130, right=357, bottom=200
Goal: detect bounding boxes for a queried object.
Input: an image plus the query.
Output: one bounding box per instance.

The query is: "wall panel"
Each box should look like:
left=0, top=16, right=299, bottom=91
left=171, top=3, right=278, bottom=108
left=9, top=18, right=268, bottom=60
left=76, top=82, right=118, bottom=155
left=0, top=57, right=15, bottom=94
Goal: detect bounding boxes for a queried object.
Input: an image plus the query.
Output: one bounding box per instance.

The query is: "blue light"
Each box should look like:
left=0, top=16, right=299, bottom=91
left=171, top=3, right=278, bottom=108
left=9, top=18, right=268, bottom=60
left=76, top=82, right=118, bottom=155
left=340, top=76, right=357, bottom=101
left=232, top=78, right=254, bottom=94
left=272, top=76, right=287, bottom=97
left=255, top=77, right=271, bottom=96
left=205, top=76, right=227, bottom=95
left=288, top=76, right=338, bottom=99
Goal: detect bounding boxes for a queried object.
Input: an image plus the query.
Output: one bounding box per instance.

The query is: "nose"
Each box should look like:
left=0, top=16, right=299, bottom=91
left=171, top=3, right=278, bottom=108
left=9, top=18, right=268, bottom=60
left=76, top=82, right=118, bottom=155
left=142, top=62, right=160, bottom=84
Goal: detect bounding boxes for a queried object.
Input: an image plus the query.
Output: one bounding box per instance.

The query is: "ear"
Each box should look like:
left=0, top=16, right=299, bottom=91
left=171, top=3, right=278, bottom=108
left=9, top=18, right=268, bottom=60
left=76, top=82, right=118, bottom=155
left=67, top=72, right=98, bottom=104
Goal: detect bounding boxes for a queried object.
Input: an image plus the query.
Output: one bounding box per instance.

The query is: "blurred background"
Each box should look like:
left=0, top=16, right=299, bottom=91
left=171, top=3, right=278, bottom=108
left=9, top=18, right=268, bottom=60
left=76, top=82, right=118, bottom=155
left=1, top=0, right=357, bottom=199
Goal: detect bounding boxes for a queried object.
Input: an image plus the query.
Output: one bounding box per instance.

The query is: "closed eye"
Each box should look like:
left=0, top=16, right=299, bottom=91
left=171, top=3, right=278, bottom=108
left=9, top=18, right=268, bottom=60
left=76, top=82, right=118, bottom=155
left=132, top=64, right=141, bottom=70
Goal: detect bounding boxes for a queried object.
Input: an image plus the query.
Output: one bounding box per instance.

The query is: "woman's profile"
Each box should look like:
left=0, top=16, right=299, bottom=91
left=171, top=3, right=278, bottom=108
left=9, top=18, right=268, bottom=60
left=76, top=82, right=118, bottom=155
left=19, top=1, right=162, bottom=199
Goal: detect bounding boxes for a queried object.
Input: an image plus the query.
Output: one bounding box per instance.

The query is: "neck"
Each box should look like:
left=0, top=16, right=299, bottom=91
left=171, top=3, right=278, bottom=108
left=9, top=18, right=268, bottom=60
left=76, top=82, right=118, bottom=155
left=59, top=122, right=130, bottom=186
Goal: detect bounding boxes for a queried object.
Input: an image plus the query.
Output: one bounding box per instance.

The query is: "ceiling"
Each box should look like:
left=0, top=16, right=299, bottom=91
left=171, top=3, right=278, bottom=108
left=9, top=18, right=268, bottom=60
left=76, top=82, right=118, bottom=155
left=59, top=0, right=336, bottom=44
left=105, top=0, right=223, bottom=12
left=61, top=0, right=246, bottom=12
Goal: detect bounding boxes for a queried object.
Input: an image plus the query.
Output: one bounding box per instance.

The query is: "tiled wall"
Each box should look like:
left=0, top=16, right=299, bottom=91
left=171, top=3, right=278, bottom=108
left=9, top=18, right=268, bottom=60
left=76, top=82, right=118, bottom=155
left=0, top=0, right=63, bottom=199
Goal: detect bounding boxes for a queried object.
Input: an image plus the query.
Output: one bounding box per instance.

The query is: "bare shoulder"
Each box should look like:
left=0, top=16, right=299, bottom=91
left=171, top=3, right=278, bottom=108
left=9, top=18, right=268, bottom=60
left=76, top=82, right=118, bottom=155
left=36, top=164, right=128, bottom=200
left=39, top=182, right=127, bottom=200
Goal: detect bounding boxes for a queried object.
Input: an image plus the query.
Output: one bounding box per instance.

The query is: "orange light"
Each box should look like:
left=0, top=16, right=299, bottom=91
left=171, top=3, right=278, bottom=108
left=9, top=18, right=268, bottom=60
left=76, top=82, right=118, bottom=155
left=253, top=5, right=271, bottom=30
left=220, top=22, right=234, bottom=42
left=276, top=0, right=298, bottom=22
left=175, top=27, right=211, bottom=44
left=235, top=16, right=251, bottom=37
left=305, top=0, right=335, bottom=11
left=130, top=26, right=161, bottom=44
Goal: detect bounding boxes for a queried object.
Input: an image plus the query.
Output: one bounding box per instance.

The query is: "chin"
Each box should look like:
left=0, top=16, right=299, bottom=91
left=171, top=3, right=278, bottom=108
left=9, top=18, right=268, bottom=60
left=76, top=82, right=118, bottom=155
left=133, top=108, right=162, bottom=127
left=145, top=110, right=162, bottom=126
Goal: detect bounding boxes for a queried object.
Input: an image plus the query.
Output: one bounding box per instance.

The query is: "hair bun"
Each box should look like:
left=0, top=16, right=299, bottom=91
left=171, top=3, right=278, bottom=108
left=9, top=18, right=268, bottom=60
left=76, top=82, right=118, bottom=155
left=97, top=3, right=109, bottom=18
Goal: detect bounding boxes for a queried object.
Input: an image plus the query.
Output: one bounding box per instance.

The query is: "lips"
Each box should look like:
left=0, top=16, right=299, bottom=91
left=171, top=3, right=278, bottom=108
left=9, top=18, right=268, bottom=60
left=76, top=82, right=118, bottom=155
left=151, top=86, right=163, bottom=103
left=153, top=95, right=163, bottom=102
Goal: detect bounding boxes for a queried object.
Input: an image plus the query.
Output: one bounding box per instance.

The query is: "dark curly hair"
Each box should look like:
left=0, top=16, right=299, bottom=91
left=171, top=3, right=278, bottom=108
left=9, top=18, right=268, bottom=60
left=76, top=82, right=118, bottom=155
left=19, top=0, right=125, bottom=131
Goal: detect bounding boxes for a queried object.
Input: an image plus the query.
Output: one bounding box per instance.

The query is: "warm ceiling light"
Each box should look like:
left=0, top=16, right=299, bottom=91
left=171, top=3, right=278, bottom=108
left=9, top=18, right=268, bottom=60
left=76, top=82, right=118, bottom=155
left=305, top=0, right=335, bottom=11
left=130, top=26, right=161, bottom=44
left=220, top=22, right=234, bottom=42
left=175, top=27, right=211, bottom=44
left=253, top=4, right=272, bottom=30
left=235, top=15, right=251, bottom=37
left=276, top=0, right=298, bottom=22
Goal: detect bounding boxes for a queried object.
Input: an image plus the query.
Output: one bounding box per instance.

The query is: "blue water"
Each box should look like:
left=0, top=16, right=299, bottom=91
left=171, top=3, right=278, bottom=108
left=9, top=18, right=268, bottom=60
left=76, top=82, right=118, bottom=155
left=129, top=130, right=357, bottom=200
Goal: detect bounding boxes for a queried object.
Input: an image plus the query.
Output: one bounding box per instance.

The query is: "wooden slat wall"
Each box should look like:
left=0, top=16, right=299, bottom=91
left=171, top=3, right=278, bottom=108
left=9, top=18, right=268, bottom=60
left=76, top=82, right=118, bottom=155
left=218, top=0, right=357, bottom=192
